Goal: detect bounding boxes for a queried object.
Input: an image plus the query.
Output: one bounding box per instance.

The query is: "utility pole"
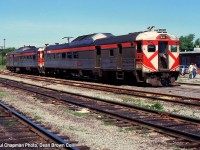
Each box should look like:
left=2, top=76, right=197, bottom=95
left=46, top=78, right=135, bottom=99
left=3, top=39, right=5, bottom=50
left=62, top=37, right=73, bottom=44
left=2, top=39, right=6, bottom=65
left=0, top=46, right=3, bottom=65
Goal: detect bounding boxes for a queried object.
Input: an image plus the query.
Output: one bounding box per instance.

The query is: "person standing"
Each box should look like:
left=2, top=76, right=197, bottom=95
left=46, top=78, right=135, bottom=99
left=188, top=63, right=194, bottom=79
left=193, top=64, right=197, bottom=78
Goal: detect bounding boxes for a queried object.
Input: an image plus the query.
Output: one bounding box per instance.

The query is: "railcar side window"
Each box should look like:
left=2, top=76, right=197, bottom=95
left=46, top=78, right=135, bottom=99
left=171, top=45, right=177, bottom=52
left=67, top=52, right=72, bottom=58
left=148, top=45, right=156, bottom=52
left=73, top=52, right=79, bottom=58
left=62, top=53, right=66, bottom=59
left=110, top=49, right=114, bottom=57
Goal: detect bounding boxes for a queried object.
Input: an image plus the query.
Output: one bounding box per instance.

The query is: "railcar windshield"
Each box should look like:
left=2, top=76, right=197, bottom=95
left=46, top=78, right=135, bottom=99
left=148, top=45, right=156, bottom=52
left=171, top=45, right=177, bottom=52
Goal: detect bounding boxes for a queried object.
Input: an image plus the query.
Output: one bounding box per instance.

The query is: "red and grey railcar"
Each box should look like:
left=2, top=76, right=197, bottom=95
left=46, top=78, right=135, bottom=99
left=6, top=27, right=180, bottom=86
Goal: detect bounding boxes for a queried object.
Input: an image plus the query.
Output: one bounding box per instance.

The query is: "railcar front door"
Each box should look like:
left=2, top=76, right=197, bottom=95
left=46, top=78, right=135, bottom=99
left=158, top=42, right=168, bottom=70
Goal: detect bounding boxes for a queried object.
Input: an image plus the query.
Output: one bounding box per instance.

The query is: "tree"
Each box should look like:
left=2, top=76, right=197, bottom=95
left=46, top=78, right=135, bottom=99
left=194, top=38, right=200, bottom=48
left=0, top=47, right=15, bottom=65
left=179, top=34, right=195, bottom=51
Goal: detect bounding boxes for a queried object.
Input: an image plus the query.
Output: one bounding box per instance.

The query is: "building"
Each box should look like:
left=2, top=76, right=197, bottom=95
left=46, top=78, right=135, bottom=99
left=180, top=48, right=200, bottom=74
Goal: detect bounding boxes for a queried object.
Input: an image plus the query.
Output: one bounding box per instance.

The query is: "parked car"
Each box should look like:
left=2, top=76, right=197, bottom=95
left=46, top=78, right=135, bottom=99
left=179, top=65, right=189, bottom=74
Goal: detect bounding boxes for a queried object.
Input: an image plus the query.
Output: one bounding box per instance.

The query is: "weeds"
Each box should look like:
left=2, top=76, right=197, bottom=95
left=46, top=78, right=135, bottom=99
left=135, top=102, right=164, bottom=111
left=102, top=121, right=115, bottom=126
left=34, top=115, right=42, bottom=120
left=0, top=92, right=8, bottom=98
left=64, top=110, right=89, bottom=117
left=1, top=120, right=17, bottom=127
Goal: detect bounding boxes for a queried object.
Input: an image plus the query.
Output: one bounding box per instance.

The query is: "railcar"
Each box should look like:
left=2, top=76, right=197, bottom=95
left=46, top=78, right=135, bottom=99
left=6, top=27, right=180, bottom=86
left=6, top=46, right=39, bottom=72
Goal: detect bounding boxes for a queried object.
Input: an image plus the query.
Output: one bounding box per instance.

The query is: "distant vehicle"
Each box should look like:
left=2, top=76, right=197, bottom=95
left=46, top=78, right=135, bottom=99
left=179, top=65, right=189, bottom=74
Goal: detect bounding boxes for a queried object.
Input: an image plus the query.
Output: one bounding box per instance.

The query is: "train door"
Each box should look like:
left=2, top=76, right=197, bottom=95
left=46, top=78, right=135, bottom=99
left=95, top=46, right=101, bottom=68
left=38, top=48, right=45, bottom=73
left=136, top=42, right=143, bottom=70
left=135, top=41, right=143, bottom=81
left=116, top=44, right=122, bottom=69
left=158, top=41, right=168, bottom=70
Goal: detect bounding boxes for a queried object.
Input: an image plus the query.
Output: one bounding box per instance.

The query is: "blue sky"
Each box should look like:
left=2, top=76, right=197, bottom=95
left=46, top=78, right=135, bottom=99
left=0, top=0, right=200, bottom=48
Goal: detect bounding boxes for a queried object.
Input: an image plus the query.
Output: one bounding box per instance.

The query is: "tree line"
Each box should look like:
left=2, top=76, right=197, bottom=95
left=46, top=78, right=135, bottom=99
left=179, top=34, right=200, bottom=52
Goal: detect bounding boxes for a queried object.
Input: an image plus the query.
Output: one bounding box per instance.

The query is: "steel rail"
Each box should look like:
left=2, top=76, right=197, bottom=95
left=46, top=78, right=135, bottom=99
left=0, top=78, right=200, bottom=143
left=0, top=101, right=79, bottom=150
left=1, top=72, right=200, bottom=107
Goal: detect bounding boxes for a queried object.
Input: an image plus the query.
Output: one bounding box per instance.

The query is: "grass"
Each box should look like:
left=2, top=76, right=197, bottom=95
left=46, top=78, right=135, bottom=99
left=189, top=112, right=199, bottom=119
left=64, top=109, right=89, bottom=117
left=0, top=92, right=9, bottom=98
left=34, top=115, right=42, bottom=120
left=135, top=102, right=164, bottom=111
left=141, top=125, right=149, bottom=131
left=119, top=127, right=134, bottom=133
left=102, top=121, right=115, bottom=126
left=1, top=120, right=17, bottom=127
left=0, top=65, right=6, bottom=70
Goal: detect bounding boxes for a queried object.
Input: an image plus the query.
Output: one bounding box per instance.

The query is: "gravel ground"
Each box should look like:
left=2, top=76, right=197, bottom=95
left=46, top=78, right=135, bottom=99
left=0, top=86, right=175, bottom=150
left=0, top=74, right=199, bottom=149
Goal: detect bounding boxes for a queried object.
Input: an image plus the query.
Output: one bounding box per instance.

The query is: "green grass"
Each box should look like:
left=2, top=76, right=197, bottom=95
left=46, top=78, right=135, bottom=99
left=189, top=112, right=199, bottom=119
left=119, top=127, right=134, bottom=133
left=34, top=115, right=42, bottom=120
left=141, top=125, right=149, bottom=131
left=135, top=102, right=164, bottom=111
left=0, top=92, right=9, bottom=98
left=0, top=120, right=17, bottom=127
left=0, top=65, right=6, bottom=70
left=64, top=109, right=89, bottom=117
left=102, top=121, right=115, bottom=126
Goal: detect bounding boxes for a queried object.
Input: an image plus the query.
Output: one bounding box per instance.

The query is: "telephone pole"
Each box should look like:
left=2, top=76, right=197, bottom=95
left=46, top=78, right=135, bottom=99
left=62, top=37, right=73, bottom=43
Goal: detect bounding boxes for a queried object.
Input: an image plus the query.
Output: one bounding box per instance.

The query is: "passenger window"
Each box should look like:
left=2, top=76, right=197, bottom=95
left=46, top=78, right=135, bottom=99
left=148, top=45, right=156, bottom=52
left=62, top=53, right=66, bottom=59
left=110, top=49, right=114, bottom=57
left=73, top=52, right=79, bottom=58
left=67, top=52, right=72, bottom=59
left=171, top=45, right=177, bottom=52
left=33, top=55, right=35, bottom=60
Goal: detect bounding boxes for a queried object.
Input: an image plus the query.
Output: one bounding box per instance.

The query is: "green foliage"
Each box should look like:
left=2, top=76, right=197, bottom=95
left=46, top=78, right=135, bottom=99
left=194, top=38, right=200, bottom=47
left=1, top=120, right=17, bottom=127
left=179, top=34, right=195, bottom=51
left=149, top=102, right=164, bottom=110
left=135, top=102, right=164, bottom=111
left=0, top=47, right=15, bottom=65
left=34, top=115, right=42, bottom=120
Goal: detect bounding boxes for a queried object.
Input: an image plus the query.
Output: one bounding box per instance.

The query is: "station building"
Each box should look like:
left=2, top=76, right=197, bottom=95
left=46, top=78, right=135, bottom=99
left=180, top=48, right=200, bottom=74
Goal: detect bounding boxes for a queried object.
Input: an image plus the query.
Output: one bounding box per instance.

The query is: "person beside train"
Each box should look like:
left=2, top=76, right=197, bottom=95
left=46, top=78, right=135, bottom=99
left=188, top=63, right=194, bottom=79
left=181, top=67, right=185, bottom=76
left=193, top=64, right=197, bottom=78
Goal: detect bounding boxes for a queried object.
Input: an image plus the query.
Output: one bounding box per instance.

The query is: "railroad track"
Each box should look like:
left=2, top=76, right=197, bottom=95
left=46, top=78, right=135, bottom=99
left=1, top=71, right=200, bottom=107
left=177, top=82, right=200, bottom=87
left=0, top=101, right=87, bottom=150
left=0, top=77, right=199, bottom=148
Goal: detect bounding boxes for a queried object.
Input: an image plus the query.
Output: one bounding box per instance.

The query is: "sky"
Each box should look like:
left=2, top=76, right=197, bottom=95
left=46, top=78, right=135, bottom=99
left=0, top=0, right=200, bottom=48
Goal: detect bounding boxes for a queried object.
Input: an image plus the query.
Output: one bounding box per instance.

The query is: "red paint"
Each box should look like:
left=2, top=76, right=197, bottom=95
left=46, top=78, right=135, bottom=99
left=143, top=51, right=158, bottom=71
left=168, top=50, right=179, bottom=70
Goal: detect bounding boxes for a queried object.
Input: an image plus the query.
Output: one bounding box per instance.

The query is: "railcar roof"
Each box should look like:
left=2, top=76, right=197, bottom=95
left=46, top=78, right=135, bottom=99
left=7, top=46, right=38, bottom=55
left=45, top=43, right=69, bottom=50
left=93, top=32, right=142, bottom=45
left=45, top=33, right=114, bottom=51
